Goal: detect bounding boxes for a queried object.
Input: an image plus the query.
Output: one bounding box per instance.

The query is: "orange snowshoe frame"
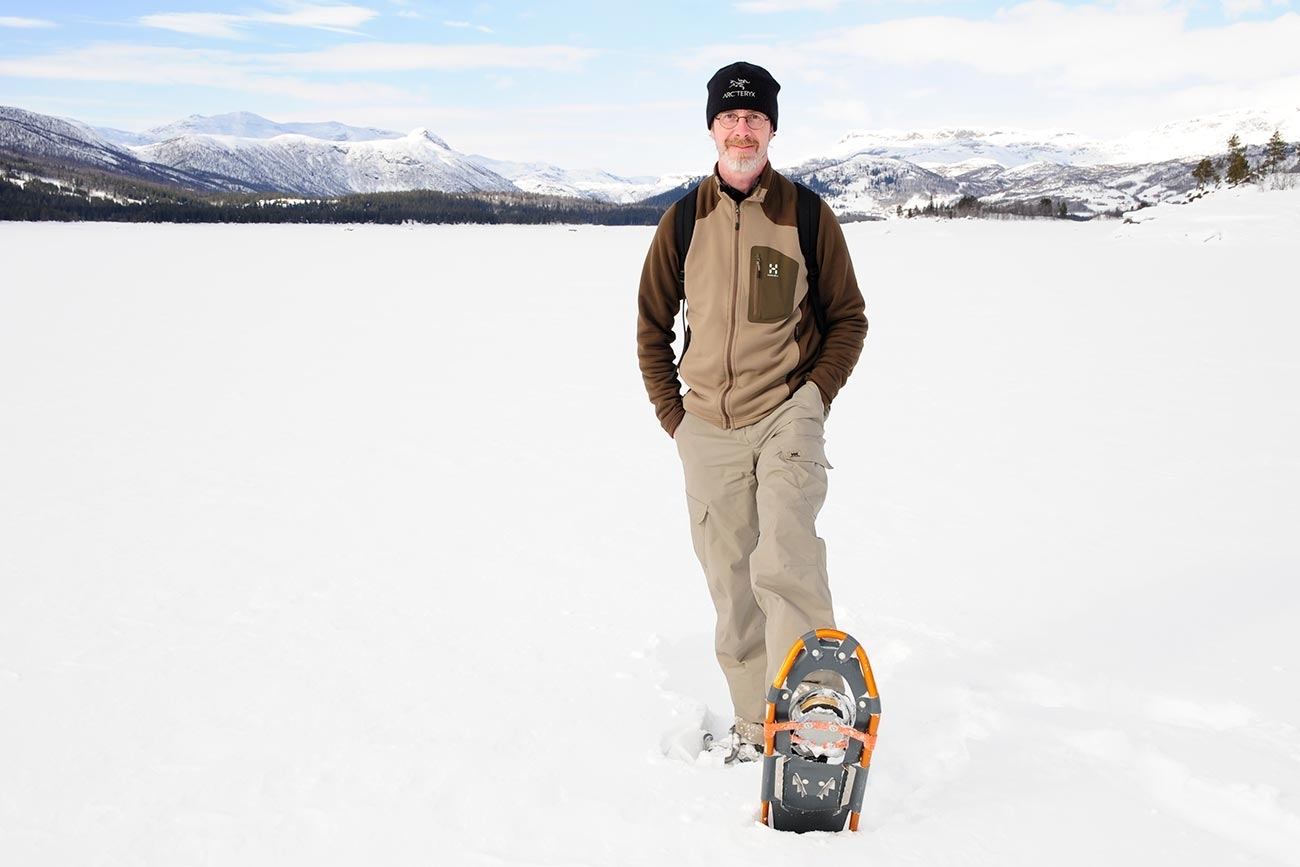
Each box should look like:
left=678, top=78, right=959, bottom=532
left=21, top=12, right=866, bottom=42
left=761, top=628, right=881, bottom=833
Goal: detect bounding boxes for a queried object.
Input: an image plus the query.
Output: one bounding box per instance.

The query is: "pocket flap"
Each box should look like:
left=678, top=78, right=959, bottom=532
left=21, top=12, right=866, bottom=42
left=686, top=493, right=709, bottom=525
left=780, top=440, right=833, bottom=470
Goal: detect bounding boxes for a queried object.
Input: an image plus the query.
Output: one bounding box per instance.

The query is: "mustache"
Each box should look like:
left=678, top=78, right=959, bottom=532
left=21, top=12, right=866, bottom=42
left=726, top=136, right=759, bottom=147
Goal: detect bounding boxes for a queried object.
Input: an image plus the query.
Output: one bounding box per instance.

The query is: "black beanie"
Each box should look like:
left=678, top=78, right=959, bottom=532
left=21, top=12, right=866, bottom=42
left=706, top=62, right=780, bottom=132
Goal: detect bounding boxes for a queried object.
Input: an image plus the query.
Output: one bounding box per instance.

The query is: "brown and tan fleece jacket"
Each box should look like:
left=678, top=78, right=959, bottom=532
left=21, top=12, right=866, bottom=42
left=637, top=163, right=868, bottom=436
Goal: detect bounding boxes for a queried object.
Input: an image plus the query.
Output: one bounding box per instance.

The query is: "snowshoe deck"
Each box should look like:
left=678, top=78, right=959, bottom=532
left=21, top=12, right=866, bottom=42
left=760, top=629, right=881, bottom=833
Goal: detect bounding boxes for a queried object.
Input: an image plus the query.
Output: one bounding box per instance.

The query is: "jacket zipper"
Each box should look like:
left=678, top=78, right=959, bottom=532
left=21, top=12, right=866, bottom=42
left=719, top=199, right=741, bottom=428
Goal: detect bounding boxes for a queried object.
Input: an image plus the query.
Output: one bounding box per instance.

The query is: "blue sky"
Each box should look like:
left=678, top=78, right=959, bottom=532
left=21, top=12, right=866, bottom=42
left=2, top=1, right=1297, bottom=175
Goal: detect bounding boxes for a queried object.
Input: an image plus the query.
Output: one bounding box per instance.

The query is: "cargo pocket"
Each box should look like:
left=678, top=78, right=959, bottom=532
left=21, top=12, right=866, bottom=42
left=778, top=440, right=832, bottom=513
left=749, top=245, right=799, bottom=324
left=685, top=493, right=710, bottom=564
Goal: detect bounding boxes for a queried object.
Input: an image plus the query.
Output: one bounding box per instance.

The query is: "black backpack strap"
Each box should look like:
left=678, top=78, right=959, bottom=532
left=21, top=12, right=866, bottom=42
left=794, top=181, right=826, bottom=336
left=672, top=184, right=700, bottom=366
left=674, top=183, right=700, bottom=292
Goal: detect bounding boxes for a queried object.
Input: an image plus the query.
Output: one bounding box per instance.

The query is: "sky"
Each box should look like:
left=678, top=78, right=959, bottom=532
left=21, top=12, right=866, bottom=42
left=1, top=0, right=1298, bottom=176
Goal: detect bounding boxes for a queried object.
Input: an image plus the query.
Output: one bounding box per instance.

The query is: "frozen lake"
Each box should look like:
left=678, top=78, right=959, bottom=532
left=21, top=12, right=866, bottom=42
left=2, top=184, right=1298, bottom=865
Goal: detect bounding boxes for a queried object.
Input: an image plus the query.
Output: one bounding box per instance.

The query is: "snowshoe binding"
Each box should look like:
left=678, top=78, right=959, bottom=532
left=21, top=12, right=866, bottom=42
left=760, top=629, right=881, bottom=833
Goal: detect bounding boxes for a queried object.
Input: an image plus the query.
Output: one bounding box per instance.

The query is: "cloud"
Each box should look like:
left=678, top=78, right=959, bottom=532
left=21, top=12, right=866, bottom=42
left=442, top=20, right=494, bottom=33
left=0, top=39, right=598, bottom=93
left=0, top=16, right=57, bottom=28
left=0, top=43, right=411, bottom=103
left=138, top=13, right=247, bottom=38
left=692, top=2, right=1300, bottom=91
left=139, top=4, right=379, bottom=39
left=733, top=0, right=841, bottom=10
left=1221, top=0, right=1292, bottom=16
left=267, top=42, right=596, bottom=72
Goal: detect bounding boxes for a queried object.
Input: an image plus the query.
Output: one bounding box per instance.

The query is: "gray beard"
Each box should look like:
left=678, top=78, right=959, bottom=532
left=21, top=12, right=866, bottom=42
left=718, top=150, right=765, bottom=175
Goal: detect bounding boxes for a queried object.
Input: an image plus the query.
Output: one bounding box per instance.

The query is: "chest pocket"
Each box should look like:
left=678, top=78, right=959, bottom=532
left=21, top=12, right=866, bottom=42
left=749, top=245, right=800, bottom=324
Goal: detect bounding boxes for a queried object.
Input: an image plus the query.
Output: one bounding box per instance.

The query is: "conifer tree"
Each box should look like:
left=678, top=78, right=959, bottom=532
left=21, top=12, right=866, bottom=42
left=1192, top=157, right=1218, bottom=187
left=1264, top=129, right=1289, bottom=172
left=1225, top=133, right=1250, bottom=185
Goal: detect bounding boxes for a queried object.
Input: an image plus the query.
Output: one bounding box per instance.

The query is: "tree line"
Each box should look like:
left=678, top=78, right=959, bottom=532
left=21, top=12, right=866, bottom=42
left=1192, top=129, right=1294, bottom=187
left=896, top=194, right=1086, bottom=220
left=0, top=174, right=665, bottom=225
left=4, top=127, right=1295, bottom=224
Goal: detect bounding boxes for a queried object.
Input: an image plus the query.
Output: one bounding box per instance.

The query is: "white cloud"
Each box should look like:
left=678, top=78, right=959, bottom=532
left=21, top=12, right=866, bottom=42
left=442, top=19, right=494, bottom=33
left=1222, top=0, right=1267, bottom=15
left=138, top=13, right=247, bottom=39
left=0, top=16, right=57, bottom=28
left=695, top=2, right=1300, bottom=91
left=0, top=44, right=411, bottom=103
left=733, top=0, right=841, bottom=11
left=0, top=39, right=597, bottom=96
left=267, top=42, right=596, bottom=72
left=678, top=1, right=1300, bottom=147
left=139, top=4, right=379, bottom=39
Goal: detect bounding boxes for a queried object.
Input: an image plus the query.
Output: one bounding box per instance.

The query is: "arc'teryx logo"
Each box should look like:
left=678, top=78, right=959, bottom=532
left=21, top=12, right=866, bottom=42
left=729, top=78, right=749, bottom=89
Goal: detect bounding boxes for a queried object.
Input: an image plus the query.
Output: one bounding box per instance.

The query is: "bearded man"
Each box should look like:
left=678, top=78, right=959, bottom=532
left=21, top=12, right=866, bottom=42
left=636, top=61, right=869, bottom=762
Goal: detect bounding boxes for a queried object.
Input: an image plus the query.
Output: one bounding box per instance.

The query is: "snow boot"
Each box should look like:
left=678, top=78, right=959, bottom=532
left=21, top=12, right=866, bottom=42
left=760, top=629, right=881, bottom=832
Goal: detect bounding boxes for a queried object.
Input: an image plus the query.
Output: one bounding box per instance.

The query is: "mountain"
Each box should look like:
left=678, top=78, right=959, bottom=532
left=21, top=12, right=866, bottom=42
left=463, top=154, right=682, bottom=203
left=780, top=104, right=1297, bottom=214
left=133, top=128, right=517, bottom=197
left=1107, top=105, right=1300, bottom=163
left=787, top=154, right=962, bottom=215
left=0, top=106, right=257, bottom=192
left=95, top=111, right=404, bottom=147
left=814, top=105, right=1298, bottom=169
left=4, top=104, right=1296, bottom=218
left=817, top=127, right=1110, bottom=169
left=782, top=151, right=1210, bottom=216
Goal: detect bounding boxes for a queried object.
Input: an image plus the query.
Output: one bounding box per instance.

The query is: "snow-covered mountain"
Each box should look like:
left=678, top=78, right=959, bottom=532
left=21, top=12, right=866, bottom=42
left=1108, top=104, right=1300, bottom=164
left=779, top=104, right=1296, bottom=215
left=133, top=127, right=517, bottom=197
left=785, top=154, right=962, bottom=215
left=463, top=154, right=684, bottom=204
left=3, top=104, right=1295, bottom=215
left=0, top=106, right=256, bottom=192
left=818, top=127, right=1110, bottom=169
left=95, top=111, right=403, bottom=148
left=815, top=105, right=1298, bottom=169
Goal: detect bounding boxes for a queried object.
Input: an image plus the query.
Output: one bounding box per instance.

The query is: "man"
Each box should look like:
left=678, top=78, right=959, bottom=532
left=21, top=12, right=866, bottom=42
left=636, top=62, right=868, bottom=762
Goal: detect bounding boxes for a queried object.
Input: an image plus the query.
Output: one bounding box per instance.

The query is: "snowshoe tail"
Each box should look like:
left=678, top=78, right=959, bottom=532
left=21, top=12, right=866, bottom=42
left=760, top=628, right=881, bottom=833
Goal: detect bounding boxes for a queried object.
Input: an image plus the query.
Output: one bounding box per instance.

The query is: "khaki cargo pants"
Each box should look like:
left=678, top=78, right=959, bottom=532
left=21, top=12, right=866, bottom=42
left=674, top=380, right=836, bottom=728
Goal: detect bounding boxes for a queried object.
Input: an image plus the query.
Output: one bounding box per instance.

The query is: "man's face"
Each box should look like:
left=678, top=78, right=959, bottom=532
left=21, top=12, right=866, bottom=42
left=711, top=110, right=774, bottom=175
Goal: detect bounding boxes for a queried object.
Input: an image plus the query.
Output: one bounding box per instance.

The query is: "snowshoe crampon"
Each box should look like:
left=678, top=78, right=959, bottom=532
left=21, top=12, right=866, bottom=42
left=761, top=629, right=881, bottom=833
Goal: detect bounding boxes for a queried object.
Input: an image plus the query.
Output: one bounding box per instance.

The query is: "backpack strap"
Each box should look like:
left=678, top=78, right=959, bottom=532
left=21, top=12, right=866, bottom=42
left=794, top=181, right=826, bottom=336
left=674, top=183, right=700, bottom=292
left=672, top=184, right=700, bottom=366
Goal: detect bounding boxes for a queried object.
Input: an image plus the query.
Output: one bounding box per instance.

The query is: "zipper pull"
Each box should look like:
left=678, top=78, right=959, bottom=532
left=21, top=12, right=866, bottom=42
left=734, top=202, right=740, bottom=230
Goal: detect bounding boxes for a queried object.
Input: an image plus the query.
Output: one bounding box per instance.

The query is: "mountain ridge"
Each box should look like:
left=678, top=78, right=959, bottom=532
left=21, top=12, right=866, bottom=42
left=3, top=103, right=1296, bottom=217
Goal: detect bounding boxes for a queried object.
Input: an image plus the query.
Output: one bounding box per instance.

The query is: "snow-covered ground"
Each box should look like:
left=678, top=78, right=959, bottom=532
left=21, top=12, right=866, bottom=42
left=2, top=184, right=1298, bottom=865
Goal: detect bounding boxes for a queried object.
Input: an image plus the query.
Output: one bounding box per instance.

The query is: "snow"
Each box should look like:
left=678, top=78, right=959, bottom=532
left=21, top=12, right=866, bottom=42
left=2, top=187, right=1299, bottom=864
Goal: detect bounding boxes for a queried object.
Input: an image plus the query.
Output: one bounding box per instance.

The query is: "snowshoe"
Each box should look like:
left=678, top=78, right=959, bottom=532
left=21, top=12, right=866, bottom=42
left=760, top=629, right=881, bottom=833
